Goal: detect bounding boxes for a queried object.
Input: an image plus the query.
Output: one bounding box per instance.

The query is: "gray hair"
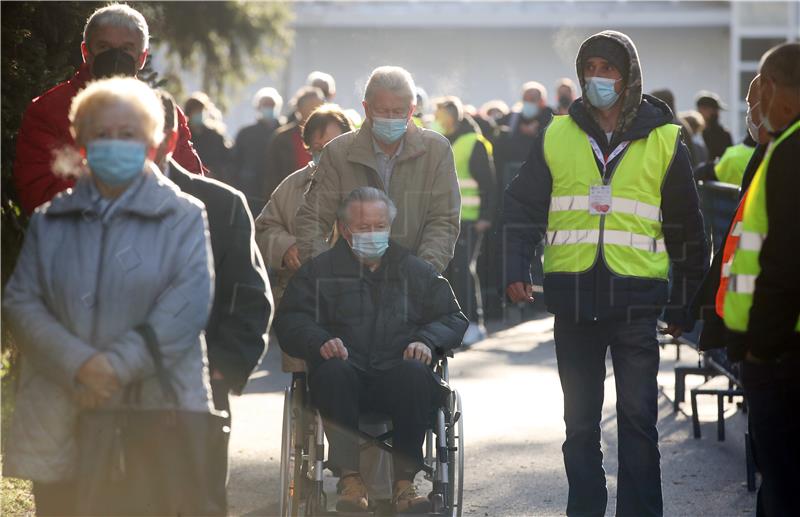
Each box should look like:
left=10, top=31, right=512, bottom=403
left=337, top=187, right=397, bottom=225
left=252, top=86, right=283, bottom=113
left=306, top=71, right=336, bottom=98
left=84, top=4, right=149, bottom=53
left=364, top=66, right=416, bottom=105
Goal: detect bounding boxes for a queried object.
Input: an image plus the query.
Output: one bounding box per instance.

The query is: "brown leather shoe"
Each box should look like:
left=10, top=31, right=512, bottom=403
left=336, top=473, right=369, bottom=512
left=392, top=480, right=431, bottom=514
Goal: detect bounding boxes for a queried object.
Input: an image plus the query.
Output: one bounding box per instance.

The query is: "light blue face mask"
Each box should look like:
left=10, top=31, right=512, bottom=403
left=87, top=139, right=147, bottom=187
left=585, top=77, right=621, bottom=110
left=260, top=107, right=275, bottom=121
left=521, top=101, right=540, bottom=119
left=349, top=229, right=390, bottom=260
left=371, top=117, right=408, bottom=144
left=189, top=112, right=204, bottom=127
left=311, top=151, right=322, bottom=165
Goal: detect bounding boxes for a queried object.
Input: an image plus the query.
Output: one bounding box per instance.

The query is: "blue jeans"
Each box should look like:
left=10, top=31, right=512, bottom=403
left=554, top=316, right=663, bottom=517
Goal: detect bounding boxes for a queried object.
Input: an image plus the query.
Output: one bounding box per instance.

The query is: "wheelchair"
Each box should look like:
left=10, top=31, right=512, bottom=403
left=279, top=353, right=464, bottom=516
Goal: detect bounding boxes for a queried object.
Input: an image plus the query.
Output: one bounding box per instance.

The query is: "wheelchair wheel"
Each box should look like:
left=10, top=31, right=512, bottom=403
left=280, top=380, right=308, bottom=517
left=447, top=390, right=464, bottom=517
left=279, top=387, right=298, bottom=517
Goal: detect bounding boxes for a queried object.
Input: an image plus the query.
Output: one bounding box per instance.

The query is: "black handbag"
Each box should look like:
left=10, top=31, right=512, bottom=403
left=74, top=325, right=228, bottom=516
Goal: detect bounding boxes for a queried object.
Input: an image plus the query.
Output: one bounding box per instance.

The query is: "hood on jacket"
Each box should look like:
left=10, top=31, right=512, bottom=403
left=576, top=30, right=643, bottom=137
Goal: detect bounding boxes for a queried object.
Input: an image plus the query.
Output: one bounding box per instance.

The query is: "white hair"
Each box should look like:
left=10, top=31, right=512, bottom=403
left=83, top=3, right=149, bottom=53
left=364, top=66, right=416, bottom=105
left=306, top=71, right=336, bottom=97
left=252, top=87, right=283, bottom=113
left=337, top=187, right=398, bottom=225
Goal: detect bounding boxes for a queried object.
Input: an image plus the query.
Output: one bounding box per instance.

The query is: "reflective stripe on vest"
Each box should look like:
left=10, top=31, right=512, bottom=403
left=452, top=131, right=492, bottom=221
left=542, top=115, right=679, bottom=279
left=714, top=143, right=755, bottom=186
left=723, top=119, right=800, bottom=333
left=715, top=199, right=748, bottom=317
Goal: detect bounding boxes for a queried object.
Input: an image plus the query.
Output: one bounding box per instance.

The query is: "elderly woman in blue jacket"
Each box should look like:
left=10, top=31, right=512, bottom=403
left=2, top=77, right=215, bottom=515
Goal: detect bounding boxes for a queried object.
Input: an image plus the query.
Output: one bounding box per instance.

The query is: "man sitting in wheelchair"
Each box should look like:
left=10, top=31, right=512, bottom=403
left=275, top=186, right=468, bottom=513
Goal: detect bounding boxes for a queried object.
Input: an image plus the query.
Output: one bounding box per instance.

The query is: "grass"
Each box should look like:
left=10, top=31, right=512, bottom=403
left=1, top=347, right=34, bottom=515
left=0, top=474, right=34, bottom=515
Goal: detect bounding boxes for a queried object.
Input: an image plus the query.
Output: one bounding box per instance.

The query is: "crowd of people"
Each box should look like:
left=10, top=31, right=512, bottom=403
left=3, top=3, right=799, bottom=517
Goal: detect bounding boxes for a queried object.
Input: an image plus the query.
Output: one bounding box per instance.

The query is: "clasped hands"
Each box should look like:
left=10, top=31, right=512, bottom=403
left=74, top=353, right=121, bottom=409
left=320, top=338, right=432, bottom=365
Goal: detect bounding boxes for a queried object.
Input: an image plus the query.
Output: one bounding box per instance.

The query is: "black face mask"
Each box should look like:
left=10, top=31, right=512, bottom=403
left=91, top=48, right=137, bottom=79
left=558, top=95, right=572, bottom=108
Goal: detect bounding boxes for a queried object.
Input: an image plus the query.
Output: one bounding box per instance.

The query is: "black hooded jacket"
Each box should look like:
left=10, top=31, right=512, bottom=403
left=499, top=31, right=708, bottom=327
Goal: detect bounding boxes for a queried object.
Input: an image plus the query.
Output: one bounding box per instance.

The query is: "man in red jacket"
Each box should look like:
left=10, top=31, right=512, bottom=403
left=13, top=4, right=204, bottom=215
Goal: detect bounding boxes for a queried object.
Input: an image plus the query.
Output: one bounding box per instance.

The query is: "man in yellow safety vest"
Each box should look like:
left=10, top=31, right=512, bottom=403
left=432, top=96, right=496, bottom=344
left=720, top=42, right=800, bottom=516
left=500, top=30, right=708, bottom=516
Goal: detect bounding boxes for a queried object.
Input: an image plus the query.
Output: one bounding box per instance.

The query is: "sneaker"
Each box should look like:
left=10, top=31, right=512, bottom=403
left=392, top=480, right=431, bottom=514
left=462, top=322, right=487, bottom=347
left=336, top=473, right=369, bottom=512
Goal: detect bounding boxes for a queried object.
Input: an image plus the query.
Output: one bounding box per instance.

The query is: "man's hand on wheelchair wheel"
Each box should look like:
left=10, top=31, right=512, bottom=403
left=320, top=338, right=349, bottom=360
left=404, top=342, right=432, bottom=365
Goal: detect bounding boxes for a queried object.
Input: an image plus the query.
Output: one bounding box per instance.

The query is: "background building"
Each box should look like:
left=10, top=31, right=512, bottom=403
left=193, top=1, right=799, bottom=141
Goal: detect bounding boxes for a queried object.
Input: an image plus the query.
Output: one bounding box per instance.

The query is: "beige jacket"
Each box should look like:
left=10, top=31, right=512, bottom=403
left=254, top=164, right=314, bottom=372
left=295, top=121, right=460, bottom=273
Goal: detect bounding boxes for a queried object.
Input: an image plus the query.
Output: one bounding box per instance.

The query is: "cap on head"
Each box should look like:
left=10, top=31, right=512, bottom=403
left=580, top=36, right=630, bottom=79
left=695, top=90, right=727, bottom=110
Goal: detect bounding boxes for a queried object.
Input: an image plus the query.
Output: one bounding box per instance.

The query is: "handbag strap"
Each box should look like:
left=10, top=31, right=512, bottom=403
left=134, top=324, right=179, bottom=406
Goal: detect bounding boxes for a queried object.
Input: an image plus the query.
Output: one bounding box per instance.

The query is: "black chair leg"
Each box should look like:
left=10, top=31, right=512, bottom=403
left=691, top=390, right=701, bottom=438
left=717, top=394, right=726, bottom=441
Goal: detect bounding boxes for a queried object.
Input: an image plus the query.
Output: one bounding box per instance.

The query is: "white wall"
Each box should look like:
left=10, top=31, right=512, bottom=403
left=285, top=25, right=730, bottom=120
left=212, top=24, right=731, bottom=140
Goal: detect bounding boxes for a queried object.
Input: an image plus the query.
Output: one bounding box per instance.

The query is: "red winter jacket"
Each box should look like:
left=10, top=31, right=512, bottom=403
left=13, top=64, right=204, bottom=215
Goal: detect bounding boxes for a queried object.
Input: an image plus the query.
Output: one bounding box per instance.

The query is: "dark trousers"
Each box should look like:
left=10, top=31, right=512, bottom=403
left=309, top=359, right=439, bottom=482
left=33, top=480, right=76, bottom=516
left=554, top=316, right=663, bottom=517
left=445, top=221, right=483, bottom=322
left=742, top=355, right=800, bottom=517
left=210, top=378, right=231, bottom=512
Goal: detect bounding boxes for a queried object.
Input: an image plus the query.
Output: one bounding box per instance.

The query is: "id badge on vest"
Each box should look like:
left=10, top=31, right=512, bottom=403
left=589, top=184, right=612, bottom=215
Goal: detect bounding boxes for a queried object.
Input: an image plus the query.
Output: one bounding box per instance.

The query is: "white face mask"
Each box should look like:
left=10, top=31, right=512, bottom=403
left=746, top=102, right=763, bottom=142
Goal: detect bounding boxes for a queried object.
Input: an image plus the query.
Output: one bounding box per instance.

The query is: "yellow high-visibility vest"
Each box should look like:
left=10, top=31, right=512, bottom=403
left=723, top=120, right=800, bottom=332
left=541, top=115, right=680, bottom=279
left=714, top=143, right=755, bottom=186
left=452, top=132, right=493, bottom=221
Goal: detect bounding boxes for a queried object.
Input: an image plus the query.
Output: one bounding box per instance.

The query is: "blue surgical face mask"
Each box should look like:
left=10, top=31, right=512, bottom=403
left=521, top=101, right=540, bottom=119
left=585, top=77, right=621, bottom=110
left=349, top=229, right=390, bottom=260
left=189, top=112, right=204, bottom=127
left=87, top=139, right=147, bottom=187
left=260, top=107, right=275, bottom=121
left=371, top=116, right=408, bottom=144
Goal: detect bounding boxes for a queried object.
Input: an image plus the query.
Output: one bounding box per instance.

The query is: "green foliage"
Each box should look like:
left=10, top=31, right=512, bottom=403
left=145, top=1, right=293, bottom=107
left=0, top=475, right=34, bottom=516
